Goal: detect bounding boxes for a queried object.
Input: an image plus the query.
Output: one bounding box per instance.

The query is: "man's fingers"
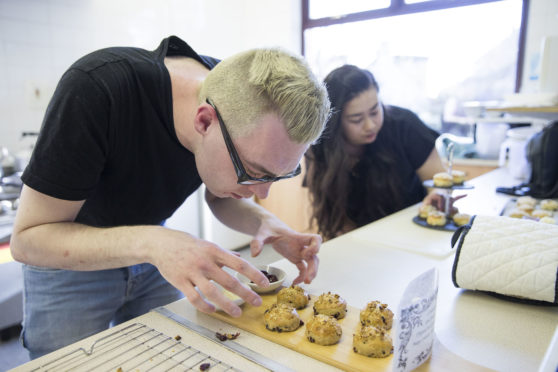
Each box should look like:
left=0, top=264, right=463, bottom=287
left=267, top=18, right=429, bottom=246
left=181, top=282, right=216, bottom=314
left=250, top=238, right=264, bottom=257
left=208, top=266, right=263, bottom=309
left=305, top=235, right=321, bottom=258
left=290, top=261, right=308, bottom=285
left=193, top=278, right=245, bottom=317
left=305, top=254, right=319, bottom=283
left=222, top=253, right=269, bottom=288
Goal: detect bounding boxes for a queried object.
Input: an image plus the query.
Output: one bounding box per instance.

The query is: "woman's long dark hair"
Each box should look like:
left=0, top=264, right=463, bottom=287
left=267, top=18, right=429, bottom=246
left=306, top=65, right=403, bottom=240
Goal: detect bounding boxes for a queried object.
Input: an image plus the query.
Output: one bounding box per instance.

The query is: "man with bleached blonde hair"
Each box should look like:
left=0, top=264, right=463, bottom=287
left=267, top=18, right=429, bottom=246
left=11, top=35, right=330, bottom=359
left=199, top=48, right=329, bottom=142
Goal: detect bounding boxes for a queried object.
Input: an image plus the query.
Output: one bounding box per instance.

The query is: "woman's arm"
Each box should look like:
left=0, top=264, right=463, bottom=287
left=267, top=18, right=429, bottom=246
left=416, top=147, right=446, bottom=182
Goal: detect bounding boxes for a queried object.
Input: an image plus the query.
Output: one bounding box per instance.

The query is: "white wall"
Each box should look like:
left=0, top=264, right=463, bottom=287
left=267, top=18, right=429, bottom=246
left=0, top=0, right=301, bottom=154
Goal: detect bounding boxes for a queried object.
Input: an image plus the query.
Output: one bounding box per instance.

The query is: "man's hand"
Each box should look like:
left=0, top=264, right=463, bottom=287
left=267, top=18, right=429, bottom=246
left=249, top=220, right=321, bottom=285
left=150, top=228, right=268, bottom=317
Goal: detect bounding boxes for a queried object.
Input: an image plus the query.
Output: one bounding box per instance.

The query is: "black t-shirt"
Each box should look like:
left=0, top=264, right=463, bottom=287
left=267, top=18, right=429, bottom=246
left=346, top=105, right=438, bottom=226
left=22, top=36, right=219, bottom=227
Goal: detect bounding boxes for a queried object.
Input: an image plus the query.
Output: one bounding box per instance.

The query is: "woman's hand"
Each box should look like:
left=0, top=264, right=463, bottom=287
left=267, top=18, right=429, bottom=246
left=423, top=191, right=467, bottom=215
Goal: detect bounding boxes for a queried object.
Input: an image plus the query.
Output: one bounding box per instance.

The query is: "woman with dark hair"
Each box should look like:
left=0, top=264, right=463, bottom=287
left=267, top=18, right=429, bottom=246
left=305, top=64, right=451, bottom=240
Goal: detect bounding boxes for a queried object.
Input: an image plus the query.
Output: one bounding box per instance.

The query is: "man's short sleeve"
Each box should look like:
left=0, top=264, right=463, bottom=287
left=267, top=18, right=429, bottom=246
left=21, top=69, right=110, bottom=200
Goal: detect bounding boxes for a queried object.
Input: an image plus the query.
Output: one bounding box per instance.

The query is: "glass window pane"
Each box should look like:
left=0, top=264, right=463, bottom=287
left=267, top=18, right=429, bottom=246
left=304, top=0, right=523, bottom=133
left=309, top=0, right=391, bottom=19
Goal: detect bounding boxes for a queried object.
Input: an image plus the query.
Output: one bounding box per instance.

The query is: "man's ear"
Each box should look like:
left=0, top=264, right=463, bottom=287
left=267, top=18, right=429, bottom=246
left=193, top=103, right=214, bottom=136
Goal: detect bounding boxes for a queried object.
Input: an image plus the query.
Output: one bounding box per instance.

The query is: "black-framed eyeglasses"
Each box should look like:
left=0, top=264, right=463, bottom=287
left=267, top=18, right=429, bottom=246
left=206, top=98, right=301, bottom=185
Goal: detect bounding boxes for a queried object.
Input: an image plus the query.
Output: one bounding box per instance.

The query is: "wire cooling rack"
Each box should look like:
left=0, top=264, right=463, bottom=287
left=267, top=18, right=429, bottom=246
left=31, top=322, right=242, bottom=372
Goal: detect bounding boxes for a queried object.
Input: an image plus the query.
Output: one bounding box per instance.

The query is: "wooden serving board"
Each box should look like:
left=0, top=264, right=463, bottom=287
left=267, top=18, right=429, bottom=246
left=210, top=290, right=393, bottom=372
left=208, top=289, right=495, bottom=372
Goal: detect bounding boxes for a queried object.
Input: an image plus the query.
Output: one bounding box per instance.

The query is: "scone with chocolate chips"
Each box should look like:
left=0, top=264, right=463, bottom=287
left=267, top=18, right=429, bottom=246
left=306, top=314, right=342, bottom=346
left=277, top=285, right=311, bottom=310
left=313, top=292, right=347, bottom=319
left=353, top=325, right=393, bottom=358
left=360, top=301, right=394, bottom=330
left=264, top=303, right=303, bottom=332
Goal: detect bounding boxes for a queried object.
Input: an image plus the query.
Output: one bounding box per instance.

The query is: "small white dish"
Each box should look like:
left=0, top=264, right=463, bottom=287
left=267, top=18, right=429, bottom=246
left=236, top=265, right=286, bottom=294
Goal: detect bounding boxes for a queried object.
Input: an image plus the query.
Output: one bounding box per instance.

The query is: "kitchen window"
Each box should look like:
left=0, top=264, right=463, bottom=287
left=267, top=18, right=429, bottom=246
left=302, top=0, right=527, bottom=134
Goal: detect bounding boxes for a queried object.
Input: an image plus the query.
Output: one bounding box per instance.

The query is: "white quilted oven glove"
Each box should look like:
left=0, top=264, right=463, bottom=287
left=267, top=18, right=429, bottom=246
left=451, top=215, right=558, bottom=304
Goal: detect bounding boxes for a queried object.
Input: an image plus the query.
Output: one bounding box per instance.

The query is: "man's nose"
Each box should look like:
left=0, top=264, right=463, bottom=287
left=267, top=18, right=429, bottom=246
left=247, top=182, right=273, bottom=199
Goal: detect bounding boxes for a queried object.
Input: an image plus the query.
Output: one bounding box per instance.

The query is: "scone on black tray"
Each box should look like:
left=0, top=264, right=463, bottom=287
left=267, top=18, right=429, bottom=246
left=540, top=216, right=557, bottom=224
left=517, top=203, right=534, bottom=215
left=541, top=199, right=558, bottom=211
left=264, top=303, right=303, bottom=332
left=433, top=172, right=453, bottom=187
left=353, top=325, right=393, bottom=358
left=451, top=170, right=466, bottom=185
left=532, top=209, right=553, bottom=219
left=359, top=301, right=394, bottom=330
left=509, top=208, right=528, bottom=219
left=418, top=203, right=437, bottom=219
left=517, top=196, right=537, bottom=207
left=313, top=292, right=347, bottom=319
left=452, top=213, right=471, bottom=227
left=305, top=314, right=342, bottom=346
left=426, top=211, right=446, bottom=226
left=277, top=285, right=311, bottom=310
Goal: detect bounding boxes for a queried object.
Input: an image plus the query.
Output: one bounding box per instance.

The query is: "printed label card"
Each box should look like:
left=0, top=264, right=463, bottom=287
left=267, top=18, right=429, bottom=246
left=392, top=267, right=439, bottom=372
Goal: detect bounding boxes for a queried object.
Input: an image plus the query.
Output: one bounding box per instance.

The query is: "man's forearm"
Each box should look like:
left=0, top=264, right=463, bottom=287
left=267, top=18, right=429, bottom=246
left=206, top=196, right=284, bottom=236
left=11, top=222, right=161, bottom=270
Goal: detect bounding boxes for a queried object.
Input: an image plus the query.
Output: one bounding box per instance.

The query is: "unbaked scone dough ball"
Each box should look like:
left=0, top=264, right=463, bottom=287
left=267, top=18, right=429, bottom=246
left=353, top=325, right=393, bottom=358
left=277, top=285, right=310, bottom=310
left=305, top=314, right=342, bottom=346
left=313, top=292, right=347, bottom=319
left=532, top=209, right=553, bottom=219
left=359, top=301, right=394, bottom=330
left=517, top=196, right=537, bottom=208
left=509, top=208, right=528, bottom=219
left=517, top=203, right=534, bottom=215
left=264, top=303, right=303, bottom=332
left=540, top=216, right=556, bottom=224
left=541, top=199, right=558, bottom=211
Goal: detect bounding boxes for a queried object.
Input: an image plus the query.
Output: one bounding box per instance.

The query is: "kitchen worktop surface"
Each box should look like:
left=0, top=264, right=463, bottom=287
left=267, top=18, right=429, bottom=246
left=10, top=168, right=558, bottom=372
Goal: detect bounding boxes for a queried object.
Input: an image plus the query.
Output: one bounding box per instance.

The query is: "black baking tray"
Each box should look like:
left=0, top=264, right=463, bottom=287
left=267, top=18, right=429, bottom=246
left=412, top=215, right=459, bottom=232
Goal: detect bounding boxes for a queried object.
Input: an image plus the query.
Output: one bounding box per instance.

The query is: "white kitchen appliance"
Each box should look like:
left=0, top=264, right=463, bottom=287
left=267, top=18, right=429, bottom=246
left=498, top=126, right=538, bottom=180
left=475, top=122, right=509, bottom=159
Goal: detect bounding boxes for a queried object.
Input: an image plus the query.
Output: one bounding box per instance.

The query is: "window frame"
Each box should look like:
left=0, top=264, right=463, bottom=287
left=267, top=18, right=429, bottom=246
left=301, top=0, right=530, bottom=92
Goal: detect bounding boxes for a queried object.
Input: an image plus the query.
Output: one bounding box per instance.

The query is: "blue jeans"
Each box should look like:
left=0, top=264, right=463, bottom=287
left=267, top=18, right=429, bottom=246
left=21, top=263, right=183, bottom=359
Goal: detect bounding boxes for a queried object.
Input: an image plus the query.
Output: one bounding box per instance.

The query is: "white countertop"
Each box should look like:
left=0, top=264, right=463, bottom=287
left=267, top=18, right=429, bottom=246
left=11, top=168, right=558, bottom=372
